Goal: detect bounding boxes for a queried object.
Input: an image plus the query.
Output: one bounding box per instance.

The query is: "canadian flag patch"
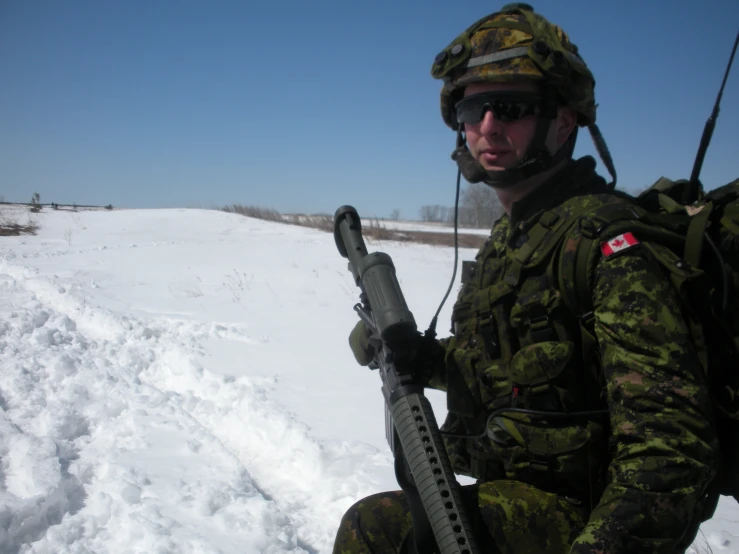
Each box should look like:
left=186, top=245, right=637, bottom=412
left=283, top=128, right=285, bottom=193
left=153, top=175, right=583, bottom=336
left=600, top=232, right=640, bottom=257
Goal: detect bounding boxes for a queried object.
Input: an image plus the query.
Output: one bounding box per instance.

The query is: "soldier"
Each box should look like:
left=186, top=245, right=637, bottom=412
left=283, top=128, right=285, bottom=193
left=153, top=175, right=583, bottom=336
left=333, top=4, right=721, bottom=554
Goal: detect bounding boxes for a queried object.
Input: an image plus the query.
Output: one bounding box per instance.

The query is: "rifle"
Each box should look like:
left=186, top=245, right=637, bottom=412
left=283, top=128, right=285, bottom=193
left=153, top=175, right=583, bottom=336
left=334, top=205, right=479, bottom=554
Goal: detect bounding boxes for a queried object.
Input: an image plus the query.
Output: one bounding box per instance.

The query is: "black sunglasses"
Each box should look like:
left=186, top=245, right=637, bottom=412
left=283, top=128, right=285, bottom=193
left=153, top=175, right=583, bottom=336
left=455, top=92, right=542, bottom=125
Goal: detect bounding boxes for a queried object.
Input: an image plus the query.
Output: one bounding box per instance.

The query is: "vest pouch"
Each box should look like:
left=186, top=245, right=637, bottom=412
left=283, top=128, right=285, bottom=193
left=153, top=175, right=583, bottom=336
left=492, top=415, right=607, bottom=504
left=478, top=359, right=511, bottom=409
left=508, top=341, right=576, bottom=411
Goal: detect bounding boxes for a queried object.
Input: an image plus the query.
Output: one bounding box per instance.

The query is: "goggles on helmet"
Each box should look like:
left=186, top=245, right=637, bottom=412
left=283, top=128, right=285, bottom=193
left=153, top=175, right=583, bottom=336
left=455, top=91, right=541, bottom=126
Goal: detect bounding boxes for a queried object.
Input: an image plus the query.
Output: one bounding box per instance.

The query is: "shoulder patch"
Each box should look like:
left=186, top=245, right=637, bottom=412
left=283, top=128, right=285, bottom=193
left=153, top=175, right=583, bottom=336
left=600, top=232, right=640, bottom=257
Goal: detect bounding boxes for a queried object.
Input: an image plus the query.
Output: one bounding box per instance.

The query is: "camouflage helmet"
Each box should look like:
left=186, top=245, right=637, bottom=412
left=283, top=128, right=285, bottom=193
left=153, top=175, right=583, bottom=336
left=431, top=3, right=597, bottom=130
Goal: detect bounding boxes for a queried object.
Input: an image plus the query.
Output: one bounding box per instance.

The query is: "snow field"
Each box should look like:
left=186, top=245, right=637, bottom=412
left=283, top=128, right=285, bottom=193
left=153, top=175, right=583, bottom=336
left=0, top=207, right=736, bottom=553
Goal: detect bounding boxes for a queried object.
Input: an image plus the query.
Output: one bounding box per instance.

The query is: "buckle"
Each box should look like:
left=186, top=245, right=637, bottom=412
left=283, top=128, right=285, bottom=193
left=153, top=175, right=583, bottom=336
left=529, top=313, right=554, bottom=343
left=579, top=217, right=608, bottom=239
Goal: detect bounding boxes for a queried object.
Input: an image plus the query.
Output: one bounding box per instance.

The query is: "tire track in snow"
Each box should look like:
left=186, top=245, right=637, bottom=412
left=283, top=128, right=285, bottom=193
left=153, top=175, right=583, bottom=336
left=140, top=343, right=392, bottom=552
left=0, top=260, right=390, bottom=553
left=0, top=261, right=306, bottom=554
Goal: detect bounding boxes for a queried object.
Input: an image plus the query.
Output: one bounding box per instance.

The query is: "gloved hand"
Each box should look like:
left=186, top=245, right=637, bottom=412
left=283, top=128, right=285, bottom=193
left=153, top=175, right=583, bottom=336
left=349, top=320, right=445, bottom=384
left=348, top=320, right=376, bottom=366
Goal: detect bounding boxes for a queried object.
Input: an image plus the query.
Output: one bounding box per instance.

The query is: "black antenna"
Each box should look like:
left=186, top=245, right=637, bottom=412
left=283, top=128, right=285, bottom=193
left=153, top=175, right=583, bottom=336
left=684, top=30, right=739, bottom=204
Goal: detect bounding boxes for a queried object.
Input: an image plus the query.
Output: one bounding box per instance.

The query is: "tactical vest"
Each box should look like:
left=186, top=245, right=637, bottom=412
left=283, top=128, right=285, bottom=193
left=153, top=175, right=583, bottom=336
left=442, top=192, right=628, bottom=508
left=442, top=177, right=739, bottom=510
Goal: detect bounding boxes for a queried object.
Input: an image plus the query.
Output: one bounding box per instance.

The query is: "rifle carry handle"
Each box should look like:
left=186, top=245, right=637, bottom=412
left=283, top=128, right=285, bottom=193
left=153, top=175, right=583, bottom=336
left=334, top=205, right=417, bottom=344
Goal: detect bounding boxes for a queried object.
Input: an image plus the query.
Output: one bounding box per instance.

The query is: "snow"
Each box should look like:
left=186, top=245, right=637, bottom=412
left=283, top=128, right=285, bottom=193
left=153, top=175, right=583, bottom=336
left=0, top=206, right=737, bottom=553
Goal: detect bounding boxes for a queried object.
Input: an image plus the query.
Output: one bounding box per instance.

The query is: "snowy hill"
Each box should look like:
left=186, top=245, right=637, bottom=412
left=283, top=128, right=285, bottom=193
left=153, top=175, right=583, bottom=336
left=1, top=208, right=737, bottom=553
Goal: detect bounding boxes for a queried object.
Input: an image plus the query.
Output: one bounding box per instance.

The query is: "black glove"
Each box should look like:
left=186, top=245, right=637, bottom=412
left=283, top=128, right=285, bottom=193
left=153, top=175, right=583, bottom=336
left=348, top=320, right=442, bottom=385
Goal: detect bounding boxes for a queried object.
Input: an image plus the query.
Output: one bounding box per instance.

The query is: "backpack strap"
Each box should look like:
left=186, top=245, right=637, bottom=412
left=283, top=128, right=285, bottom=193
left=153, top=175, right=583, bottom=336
left=684, top=203, right=714, bottom=268
left=721, top=201, right=739, bottom=236
left=557, top=203, right=644, bottom=314
left=713, top=180, right=739, bottom=253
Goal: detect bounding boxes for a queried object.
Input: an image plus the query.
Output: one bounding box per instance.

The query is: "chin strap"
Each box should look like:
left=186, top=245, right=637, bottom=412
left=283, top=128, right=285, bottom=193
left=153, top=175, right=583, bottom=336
left=451, top=134, right=489, bottom=184
left=451, top=128, right=560, bottom=189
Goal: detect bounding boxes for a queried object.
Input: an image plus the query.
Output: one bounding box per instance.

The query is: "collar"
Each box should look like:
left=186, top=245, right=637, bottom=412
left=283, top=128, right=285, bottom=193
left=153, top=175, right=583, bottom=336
left=508, top=156, right=608, bottom=229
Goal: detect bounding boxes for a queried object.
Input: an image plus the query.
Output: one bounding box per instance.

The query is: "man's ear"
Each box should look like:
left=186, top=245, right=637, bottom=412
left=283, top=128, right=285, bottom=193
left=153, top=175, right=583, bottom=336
left=555, top=106, right=577, bottom=147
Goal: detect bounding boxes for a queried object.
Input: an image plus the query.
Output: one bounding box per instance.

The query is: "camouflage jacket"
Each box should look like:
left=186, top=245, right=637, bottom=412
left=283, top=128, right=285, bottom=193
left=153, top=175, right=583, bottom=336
left=425, top=157, right=719, bottom=553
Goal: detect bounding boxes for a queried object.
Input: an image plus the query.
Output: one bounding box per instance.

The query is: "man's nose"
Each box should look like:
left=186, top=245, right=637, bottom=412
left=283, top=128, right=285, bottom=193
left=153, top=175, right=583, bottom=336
left=479, top=109, right=504, bottom=136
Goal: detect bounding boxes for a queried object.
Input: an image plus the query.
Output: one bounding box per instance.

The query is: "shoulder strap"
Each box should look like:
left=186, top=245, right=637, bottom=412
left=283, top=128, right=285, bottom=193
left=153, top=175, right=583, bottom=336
left=556, top=202, right=645, bottom=318
left=503, top=199, right=621, bottom=287
left=554, top=203, right=626, bottom=382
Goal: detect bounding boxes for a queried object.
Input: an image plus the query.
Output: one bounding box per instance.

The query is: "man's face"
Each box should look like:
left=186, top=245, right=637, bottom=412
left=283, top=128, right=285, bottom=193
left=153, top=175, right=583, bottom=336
left=462, top=81, right=573, bottom=172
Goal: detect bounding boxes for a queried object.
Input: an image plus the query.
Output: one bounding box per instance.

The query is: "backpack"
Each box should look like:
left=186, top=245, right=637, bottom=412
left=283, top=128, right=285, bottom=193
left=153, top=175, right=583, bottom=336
left=555, top=176, right=739, bottom=506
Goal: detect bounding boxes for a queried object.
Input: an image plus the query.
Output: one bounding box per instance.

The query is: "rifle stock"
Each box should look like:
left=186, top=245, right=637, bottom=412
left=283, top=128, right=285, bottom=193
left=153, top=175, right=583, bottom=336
left=334, top=205, right=479, bottom=554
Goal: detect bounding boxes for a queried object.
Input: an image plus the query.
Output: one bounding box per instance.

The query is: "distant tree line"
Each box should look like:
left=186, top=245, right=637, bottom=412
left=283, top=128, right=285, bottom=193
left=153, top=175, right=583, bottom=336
left=419, top=183, right=503, bottom=229
left=0, top=192, right=115, bottom=212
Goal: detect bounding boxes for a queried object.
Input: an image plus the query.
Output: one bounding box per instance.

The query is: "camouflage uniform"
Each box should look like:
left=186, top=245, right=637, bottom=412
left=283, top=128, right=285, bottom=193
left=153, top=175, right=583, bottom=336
left=334, top=158, right=718, bottom=554
left=334, top=482, right=587, bottom=554
left=335, top=5, right=719, bottom=553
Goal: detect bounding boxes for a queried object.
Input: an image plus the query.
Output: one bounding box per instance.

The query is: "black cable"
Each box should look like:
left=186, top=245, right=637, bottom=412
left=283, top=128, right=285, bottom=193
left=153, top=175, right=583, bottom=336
left=427, top=168, right=462, bottom=337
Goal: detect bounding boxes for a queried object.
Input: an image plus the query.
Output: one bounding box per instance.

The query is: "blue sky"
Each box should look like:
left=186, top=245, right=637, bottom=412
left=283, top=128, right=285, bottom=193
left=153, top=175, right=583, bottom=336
left=1, top=0, right=738, bottom=219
